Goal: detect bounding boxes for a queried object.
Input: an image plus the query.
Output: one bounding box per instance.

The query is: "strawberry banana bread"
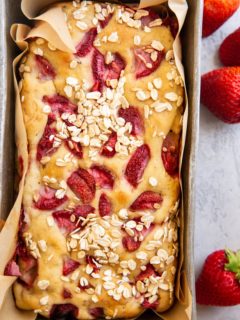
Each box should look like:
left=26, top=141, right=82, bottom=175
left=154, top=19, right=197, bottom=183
left=5, top=1, right=184, bottom=319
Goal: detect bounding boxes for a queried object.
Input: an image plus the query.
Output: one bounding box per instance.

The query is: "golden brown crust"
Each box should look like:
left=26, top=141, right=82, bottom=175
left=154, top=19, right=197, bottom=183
left=12, top=1, right=184, bottom=319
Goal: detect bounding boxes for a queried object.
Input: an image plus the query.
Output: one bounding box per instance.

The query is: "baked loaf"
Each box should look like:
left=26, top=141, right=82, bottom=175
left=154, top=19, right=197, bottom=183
left=5, top=1, right=184, bottom=319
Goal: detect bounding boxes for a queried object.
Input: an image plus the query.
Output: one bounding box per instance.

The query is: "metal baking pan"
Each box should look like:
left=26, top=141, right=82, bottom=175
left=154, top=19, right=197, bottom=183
left=0, top=0, right=202, bottom=319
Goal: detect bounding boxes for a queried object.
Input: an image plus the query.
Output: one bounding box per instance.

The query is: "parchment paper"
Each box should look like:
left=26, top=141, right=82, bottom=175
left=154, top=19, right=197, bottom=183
left=0, top=0, right=190, bottom=319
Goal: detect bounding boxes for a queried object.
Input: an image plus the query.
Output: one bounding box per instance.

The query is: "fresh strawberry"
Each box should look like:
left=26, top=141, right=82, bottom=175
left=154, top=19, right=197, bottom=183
left=67, top=169, right=96, bottom=204
left=50, top=304, right=78, bottom=319
left=201, top=67, right=240, bottom=123
left=63, top=257, right=80, bottom=276
left=86, top=256, right=100, bottom=272
left=35, top=187, right=67, bottom=210
left=136, top=264, right=157, bottom=281
left=130, top=191, right=162, bottom=211
left=62, top=288, right=73, bottom=299
left=203, top=0, right=240, bottom=37
left=43, top=94, right=77, bottom=116
left=89, top=307, right=104, bottom=318
left=99, top=193, right=112, bottom=217
left=196, top=249, right=240, bottom=306
left=37, top=124, right=58, bottom=161
left=100, top=131, right=117, bottom=158
left=118, top=106, right=144, bottom=136
left=92, top=49, right=126, bottom=89
left=35, top=54, right=56, bottom=80
left=76, top=28, right=97, bottom=57
left=122, top=220, right=154, bottom=252
left=134, top=47, right=165, bottom=79
left=90, top=165, right=114, bottom=189
left=124, top=144, right=150, bottom=187
left=219, top=28, right=240, bottom=66
left=66, top=140, right=83, bottom=159
left=161, top=131, right=180, bottom=176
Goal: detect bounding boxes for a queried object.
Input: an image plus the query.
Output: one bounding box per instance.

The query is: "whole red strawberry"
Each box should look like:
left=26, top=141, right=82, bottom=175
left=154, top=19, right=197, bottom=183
left=219, top=28, right=240, bottom=66
left=196, top=249, right=240, bottom=306
left=201, top=67, right=240, bottom=123
left=203, top=0, right=240, bottom=37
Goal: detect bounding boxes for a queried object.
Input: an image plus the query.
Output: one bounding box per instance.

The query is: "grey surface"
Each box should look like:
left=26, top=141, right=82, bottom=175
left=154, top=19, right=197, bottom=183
left=195, top=8, right=240, bottom=320
left=0, top=0, right=202, bottom=319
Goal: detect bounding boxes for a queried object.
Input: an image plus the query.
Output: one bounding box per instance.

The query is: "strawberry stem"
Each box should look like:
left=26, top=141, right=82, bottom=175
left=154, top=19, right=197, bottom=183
left=225, top=249, right=240, bottom=280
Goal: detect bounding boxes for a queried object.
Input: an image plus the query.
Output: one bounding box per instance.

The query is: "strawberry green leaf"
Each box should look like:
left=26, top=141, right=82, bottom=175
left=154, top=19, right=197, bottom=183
left=225, top=249, right=240, bottom=281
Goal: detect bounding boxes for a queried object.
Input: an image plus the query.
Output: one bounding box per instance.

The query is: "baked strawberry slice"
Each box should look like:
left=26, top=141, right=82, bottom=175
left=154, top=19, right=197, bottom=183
left=99, top=13, right=113, bottom=28
left=35, top=54, right=56, bottom=80
left=90, top=165, right=114, bottom=189
left=18, top=252, right=38, bottom=287
left=140, top=8, right=160, bottom=27
left=42, top=94, right=77, bottom=116
left=35, top=187, right=67, bottom=210
left=136, top=264, right=157, bottom=281
left=50, top=304, right=78, bottom=320
left=63, top=257, right=80, bottom=276
left=122, top=220, right=154, bottom=252
left=53, top=205, right=95, bottom=233
left=161, top=131, right=180, bottom=177
left=66, top=140, right=83, bottom=159
left=130, top=191, right=162, bottom=211
left=125, top=144, right=151, bottom=187
left=86, top=256, right=100, bottom=273
left=67, top=169, right=96, bottom=204
left=76, top=28, right=97, bottom=57
left=4, top=260, right=21, bottom=277
left=134, top=47, right=165, bottom=79
left=63, top=288, right=73, bottom=299
left=37, top=124, right=58, bottom=161
left=100, top=131, right=117, bottom=158
left=118, top=106, right=144, bottom=136
left=142, top=299, right=159, bottom=309
left=92, top=49, right=126, bottom=89
left=89, top=307, right=104, bottom=318
left=99, top=193, right=112, bottom=217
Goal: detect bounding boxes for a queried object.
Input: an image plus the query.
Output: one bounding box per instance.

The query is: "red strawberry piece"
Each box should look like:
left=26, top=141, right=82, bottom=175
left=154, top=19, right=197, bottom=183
left=125, top=144, right=151, bottom=187
left=136, top=264, right=157, bottom=281
left=86, top=256, right=100, bottom=273
left=76, top=28, right=97, bottom=57
left=100, top=131, right=117, bottom=158
left=74, top=205, right=95, bottom=218
left=63, top=288, right=73, bottom=299
left=43, top=94, right=77, bottom=116
left=142, top=299, right=159, bottom=309
left=99, top=193, right=112, bottom=217
left=203, top=0, right=240, bottom=37
left=201, top=67, right=240, bottom=123
left=140, top=8, right=160, bottom=27
left=66, top=140, right=83, bottom=159
left=67, top=169, right=96, bottom=204
left=99, top=13, right=113, bottom=28
left=134, top=47, right=165, bottom=79
left=122, top=221, right=154, bottom=252
left=18, top=254, right=38, bottom=287
left=63, top=258, right=80, bottom=276
left=35, top=54, right=56, bottom=80
left=89, top=307, right=104, bottom=318
left=196, top=249, right=240, bottom=306
left=130, top=191, right=162, bottom=211
left=90, top=165, right=114, bottom=189
left=161, top=131, right=180, bottom=176
left=37, top=124, right=57, bottom=161
left=91, top=80, right=104, bottom=92
left=4, top=260, right=22, bottom=277
left=92, top=49, right=126, bottom=88
left=50, top=304, right=78, bottom=320
left=35, top=187, right=67, bottom=210
left=219, top=28, right=240, bottom=66
left=118, top=106, right=144, bottom=136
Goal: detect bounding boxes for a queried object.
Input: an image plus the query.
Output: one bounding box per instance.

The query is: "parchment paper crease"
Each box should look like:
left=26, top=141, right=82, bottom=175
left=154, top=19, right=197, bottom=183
left=0, top=0, right=190, bottom=319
